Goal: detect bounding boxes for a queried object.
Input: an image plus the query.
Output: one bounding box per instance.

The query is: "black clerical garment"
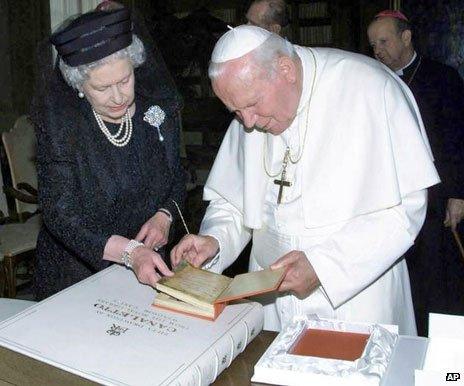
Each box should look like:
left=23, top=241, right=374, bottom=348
left=402, top=55, right=464, bottom=336
left=33, top=94, right=185, bottom=300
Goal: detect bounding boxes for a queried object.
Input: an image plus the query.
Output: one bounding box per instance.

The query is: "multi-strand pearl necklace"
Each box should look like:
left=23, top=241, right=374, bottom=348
left=92, top=108, right=133, bottom=147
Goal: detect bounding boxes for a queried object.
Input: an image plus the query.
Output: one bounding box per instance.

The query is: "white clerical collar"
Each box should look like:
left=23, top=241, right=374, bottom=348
left=396, top=51, right=417, bottom=76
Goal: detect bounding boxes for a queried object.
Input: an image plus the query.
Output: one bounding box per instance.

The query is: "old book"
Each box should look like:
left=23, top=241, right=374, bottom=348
left=154, top=260, right=285, bottom=320
left=0, top=265, right=263, bottom=386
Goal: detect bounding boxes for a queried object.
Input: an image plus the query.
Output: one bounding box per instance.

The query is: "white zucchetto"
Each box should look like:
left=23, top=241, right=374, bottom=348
left=211, top=25, right=272, bottom=63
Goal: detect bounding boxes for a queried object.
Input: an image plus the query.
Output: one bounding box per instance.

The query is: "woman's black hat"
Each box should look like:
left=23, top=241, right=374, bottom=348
left=50, top=7, right=132, bottom=66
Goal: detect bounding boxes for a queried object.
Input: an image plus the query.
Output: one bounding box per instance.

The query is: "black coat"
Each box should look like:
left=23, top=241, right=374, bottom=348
left=402, top=55, right=464, bottom=335
left=33, top=91, right=185, bottom=300
left=401, top=55, right=464, bottom=204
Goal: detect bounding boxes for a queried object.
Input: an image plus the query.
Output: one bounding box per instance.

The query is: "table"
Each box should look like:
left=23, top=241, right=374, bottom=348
left=0, top=330, right=277, bottom=386
left=215, top=331, right=276, bottom=386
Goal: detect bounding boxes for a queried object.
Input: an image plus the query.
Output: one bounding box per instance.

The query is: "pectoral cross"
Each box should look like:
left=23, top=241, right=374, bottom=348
left=273, top=148, right=292, bottom=204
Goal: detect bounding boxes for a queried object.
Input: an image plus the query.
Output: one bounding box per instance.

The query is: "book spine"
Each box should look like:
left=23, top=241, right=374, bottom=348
left=213, top=331, right=235, bottom=376
left=173, top=303, right=264, bottom=386
left=229, top=303, right=264, bottom=358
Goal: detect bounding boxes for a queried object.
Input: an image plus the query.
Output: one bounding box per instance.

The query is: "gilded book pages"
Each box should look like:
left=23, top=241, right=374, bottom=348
left=156, top=260, right=232, bottom=306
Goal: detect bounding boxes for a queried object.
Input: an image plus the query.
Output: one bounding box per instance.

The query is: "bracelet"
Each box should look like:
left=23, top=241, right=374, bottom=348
left=121, top=239, right=144, bottom=268
left=157, top=208, right=173, bottom=222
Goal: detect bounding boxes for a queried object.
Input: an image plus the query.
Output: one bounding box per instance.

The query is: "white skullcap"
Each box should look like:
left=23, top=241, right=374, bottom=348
left=211, top=25, right=272, bottom=63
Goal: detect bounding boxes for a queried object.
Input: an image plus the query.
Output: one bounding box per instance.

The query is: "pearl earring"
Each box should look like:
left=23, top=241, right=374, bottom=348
left=78, top=91, right=84, bottom=98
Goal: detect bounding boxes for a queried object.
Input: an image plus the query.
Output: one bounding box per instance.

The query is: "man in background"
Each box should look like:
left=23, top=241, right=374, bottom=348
left=368, top=10, right=464, bottom=336
left=246, top=0, right=289, bottom=35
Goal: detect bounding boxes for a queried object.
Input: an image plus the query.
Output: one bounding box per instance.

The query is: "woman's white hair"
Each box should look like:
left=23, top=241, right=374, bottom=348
left=59, top=34, right=146, bottom=90
left=208, top=33, right=295, bottom=81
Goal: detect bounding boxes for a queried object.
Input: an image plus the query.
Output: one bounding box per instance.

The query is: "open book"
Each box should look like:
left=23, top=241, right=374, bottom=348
left=153, top=261, right=286, bottom=320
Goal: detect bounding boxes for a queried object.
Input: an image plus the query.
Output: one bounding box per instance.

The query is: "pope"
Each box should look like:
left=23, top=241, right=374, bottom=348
left=171, top=25, right=440, bottom=334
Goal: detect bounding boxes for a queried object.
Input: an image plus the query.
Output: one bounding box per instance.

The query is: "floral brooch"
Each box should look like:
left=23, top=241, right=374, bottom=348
left=144, top=105, right=166, bottom=142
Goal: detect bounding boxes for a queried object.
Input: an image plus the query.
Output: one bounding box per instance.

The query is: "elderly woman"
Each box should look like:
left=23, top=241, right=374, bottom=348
left=30, top=5, right=185, bottom=300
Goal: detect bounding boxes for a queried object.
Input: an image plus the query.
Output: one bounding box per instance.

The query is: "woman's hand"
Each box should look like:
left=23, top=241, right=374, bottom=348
left=130, top=246, right=173, bottom=286
left=135, top=211, right=171, bottom=250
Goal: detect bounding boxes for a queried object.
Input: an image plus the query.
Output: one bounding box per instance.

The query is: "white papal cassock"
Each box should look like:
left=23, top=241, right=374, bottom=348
left=200, top=46, right=440, bottom=335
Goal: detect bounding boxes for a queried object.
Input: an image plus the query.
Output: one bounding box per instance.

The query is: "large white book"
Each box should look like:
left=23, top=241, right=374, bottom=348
left=0, top=265, right=263, bottom=386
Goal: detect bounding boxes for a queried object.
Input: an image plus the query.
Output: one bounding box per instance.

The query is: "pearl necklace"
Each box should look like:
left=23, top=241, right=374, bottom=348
left=92, top=108, right=133, bottom=147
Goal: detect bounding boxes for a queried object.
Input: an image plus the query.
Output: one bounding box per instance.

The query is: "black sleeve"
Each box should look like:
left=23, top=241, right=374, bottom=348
left=159, top=113, right=187, bottom=228
left=438, top=67, right=464, bottom=199
left=36, top=123, right=109, bottom=270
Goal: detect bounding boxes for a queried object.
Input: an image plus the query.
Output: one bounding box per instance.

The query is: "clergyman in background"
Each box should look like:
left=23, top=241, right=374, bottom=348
left=245, top=0, right=289, bottom=35
left=368, top=10, right=464, bottom=336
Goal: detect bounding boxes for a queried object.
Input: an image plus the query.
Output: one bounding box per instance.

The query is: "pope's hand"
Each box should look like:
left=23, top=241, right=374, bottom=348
left=135, top=211, right=171, bottom=250
left=444, top=198, right=464, bottom=231
left=271, top=251, right=320, bottom=299
left=170, top=234, right=219, bottom=268
left=131, top=246, right=173, bottom=286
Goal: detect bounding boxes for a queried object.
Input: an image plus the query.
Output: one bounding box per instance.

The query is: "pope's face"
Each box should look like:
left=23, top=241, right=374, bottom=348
left=367, top=18, right=410, bottom=71
left=82, top=57, right=135, bottom=123
left=212, top=56, right=300, bottom=135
